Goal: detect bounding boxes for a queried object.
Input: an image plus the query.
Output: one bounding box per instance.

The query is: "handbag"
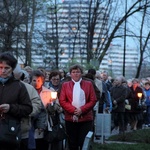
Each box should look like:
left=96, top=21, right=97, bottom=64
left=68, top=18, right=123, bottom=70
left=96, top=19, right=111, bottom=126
left=125, top=104, right=131, bottom=110
left=44, top=116, right=67, bottom=143
left=0, top=115, right=21, bottom=146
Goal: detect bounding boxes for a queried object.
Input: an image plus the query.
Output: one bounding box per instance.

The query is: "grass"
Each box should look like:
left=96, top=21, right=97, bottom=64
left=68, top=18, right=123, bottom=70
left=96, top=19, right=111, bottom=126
left=92, top=129, right=150, bottom=150
left=92, top=143, right=150, bottom=150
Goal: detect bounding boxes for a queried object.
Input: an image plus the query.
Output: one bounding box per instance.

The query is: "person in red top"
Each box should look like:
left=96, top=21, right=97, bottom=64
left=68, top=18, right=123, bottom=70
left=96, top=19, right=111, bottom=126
left=59, top=64, right=97, bottom=150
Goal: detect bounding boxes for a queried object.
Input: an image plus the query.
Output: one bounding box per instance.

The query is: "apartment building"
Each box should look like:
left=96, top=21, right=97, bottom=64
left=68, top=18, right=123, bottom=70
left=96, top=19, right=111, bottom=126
left=45, top=0, right=108, bottom=69
left=99, top=44, right=138, bottom=78
left=17, top=0, right=139, bottom=79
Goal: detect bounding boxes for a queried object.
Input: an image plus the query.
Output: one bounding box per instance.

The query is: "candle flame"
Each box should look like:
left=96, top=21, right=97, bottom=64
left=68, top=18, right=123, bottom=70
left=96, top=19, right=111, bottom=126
left=137, top=93, right=142, bottom=98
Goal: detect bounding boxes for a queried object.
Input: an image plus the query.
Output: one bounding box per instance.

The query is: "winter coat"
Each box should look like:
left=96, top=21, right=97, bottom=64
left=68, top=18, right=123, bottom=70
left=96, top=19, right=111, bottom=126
left=21, top=82, right=42, bottom=139
left=34, top=86, right=52, bottom=139
left=129, top=86, right=145, bottom=113
left=144, top=89, right=150, bottom=106
left=59, top=79, right=97, bottom=122
left=110, top=84, right=127, bottom=112
left=0, top=75, right=32, bottom=119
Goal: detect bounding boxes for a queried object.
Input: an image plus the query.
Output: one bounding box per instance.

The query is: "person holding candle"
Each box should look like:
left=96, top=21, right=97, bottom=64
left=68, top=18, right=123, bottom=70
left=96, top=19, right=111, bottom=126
left=30, top=70, right=52, bottom=150
left=30, top=70, right=63, bottom=150
left=129, top=78, right=145, bottom=131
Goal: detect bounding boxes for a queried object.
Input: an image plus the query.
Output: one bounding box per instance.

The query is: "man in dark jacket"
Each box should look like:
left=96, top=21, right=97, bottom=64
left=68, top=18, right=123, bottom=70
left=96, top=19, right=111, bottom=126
left=110, top=76, right=127, bottom=134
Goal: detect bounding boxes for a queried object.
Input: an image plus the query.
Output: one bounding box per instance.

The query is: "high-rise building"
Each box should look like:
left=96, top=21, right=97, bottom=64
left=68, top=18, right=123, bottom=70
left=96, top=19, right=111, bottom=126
left=16, top=0, right=139, bottom=78
left=99, top=44, right=138, bottom=78
left=45, top=0, right=108, bottom=69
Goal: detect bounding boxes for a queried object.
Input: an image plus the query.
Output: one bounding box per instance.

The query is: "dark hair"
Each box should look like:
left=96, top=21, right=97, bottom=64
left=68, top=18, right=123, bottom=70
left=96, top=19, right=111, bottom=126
left=83, top=73, right=94, bottom=81
left=59, top=69, right=66, bottom=78
left=88, top=68, right=96, bottom=75
left=30, top=70, right=45, bottom=83
left=0, top=52, right=17, bottom=70
left=69, top=64, right=83, bottom=74
left=49, top=71, right=61, bottom=80
left=145, top=81, right=150, bottom=86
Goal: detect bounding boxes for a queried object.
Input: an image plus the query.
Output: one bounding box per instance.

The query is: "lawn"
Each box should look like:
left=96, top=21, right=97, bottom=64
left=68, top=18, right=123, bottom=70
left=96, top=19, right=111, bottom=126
left=92, top=129, right=150, bottom=150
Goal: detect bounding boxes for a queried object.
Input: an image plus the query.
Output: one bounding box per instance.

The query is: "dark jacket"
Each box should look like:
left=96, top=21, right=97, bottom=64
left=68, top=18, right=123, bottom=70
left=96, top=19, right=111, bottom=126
left=110, top=84, right=127, bottom=112
left=0, top=76, right=32, bottom=119
left=129, top=86, right=145, bottom=113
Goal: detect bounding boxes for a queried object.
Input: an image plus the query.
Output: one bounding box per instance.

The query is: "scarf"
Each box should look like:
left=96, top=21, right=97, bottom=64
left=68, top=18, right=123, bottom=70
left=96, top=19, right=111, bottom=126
left=72, top=78, right=85, bottom=108
left=0, top=75, right=12, bottom=84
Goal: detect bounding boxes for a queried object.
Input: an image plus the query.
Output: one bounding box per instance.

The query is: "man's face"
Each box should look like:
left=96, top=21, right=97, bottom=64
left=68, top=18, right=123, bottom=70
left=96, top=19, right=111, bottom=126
left=0, top=61, right=12, bottom=78
left=114, top=77, right=122, bottom=86
left=102, top=73, right=108, bottom=81
left=31, top=76, right=43, bottom=89
left=70, top=68, right=82, bottom=82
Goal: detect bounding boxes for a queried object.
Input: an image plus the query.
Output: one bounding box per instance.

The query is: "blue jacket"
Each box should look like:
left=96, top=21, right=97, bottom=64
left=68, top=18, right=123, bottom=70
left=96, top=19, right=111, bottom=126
left=144, top=89, right=150, bottom=106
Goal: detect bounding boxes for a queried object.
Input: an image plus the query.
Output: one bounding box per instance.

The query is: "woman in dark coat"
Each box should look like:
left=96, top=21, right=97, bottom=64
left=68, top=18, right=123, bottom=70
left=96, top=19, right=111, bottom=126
left=0, top=52, right=32, bottom=150
left=129, top=78, right=145, bottom=130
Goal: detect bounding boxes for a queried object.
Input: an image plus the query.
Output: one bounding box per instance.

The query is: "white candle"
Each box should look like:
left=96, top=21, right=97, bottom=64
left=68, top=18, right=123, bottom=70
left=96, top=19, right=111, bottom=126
left=137, top=93, right=142, bottom=98
left=51, top=91, right=57, bottom=99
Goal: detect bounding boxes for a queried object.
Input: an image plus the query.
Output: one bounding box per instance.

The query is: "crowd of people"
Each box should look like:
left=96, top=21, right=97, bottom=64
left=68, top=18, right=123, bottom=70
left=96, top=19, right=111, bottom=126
left=0, top=51, right=150, bottom=150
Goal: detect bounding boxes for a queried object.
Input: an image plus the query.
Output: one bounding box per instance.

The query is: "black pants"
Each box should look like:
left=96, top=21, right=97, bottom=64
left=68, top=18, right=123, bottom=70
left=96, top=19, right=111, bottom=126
left=35, top=139, right=49, bottom=150
left=65, top=121, right=93, bottom=150
left=0, top=144, right=19, bottom=150
left=112, top=112, right=125, bottom=133
left=20, top=139, right=28, bottom=150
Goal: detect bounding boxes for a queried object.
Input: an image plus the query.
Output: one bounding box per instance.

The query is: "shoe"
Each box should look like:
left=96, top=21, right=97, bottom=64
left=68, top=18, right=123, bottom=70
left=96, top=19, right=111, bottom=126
left=148, top=124, right=150, bottom=127
left=144, top=124, right=148, bottom=127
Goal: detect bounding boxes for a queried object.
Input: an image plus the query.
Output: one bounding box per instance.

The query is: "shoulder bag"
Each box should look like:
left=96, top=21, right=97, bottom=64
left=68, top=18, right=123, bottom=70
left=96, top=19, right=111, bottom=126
left=44, top=115, right=67, bottom=143
left=0, top=114, right=21, bottom=146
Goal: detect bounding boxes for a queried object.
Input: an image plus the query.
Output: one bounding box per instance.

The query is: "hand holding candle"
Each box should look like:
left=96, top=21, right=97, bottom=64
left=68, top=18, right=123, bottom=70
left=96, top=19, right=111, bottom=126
left=137, top=93, right=142, bottom=99
left=137, top=92, right=142, bottom=105
left=51, top=91, right=57, bottom=100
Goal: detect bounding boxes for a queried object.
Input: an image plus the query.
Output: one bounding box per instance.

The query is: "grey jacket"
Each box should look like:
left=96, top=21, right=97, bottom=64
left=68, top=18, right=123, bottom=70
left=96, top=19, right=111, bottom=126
left=21, top=82, right=42, bottom=139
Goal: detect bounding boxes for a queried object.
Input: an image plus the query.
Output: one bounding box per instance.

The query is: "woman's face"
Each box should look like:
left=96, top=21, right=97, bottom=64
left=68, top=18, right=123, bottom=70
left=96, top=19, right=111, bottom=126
left=132, top=81, right=139, bottom=88
left=0, top=61, right=12, bottom=78
left=50, top=75, right=60, bottom=86
left=70, top=68, right=82, bottom=82
left=31, top=76, right=43, bottom=89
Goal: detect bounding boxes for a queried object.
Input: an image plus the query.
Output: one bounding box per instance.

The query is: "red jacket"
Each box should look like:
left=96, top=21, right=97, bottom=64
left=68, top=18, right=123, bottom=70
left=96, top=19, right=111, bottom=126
left=59, top=79, right=97, bottom=122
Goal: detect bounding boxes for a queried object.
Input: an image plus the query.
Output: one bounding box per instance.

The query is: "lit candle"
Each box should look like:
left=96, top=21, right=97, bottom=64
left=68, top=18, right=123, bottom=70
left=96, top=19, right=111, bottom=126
left=137, top=93, right=142, bottom=99
left=137, top=92, right=142, bottom=105
left=51, top=91, right=57, bottom=100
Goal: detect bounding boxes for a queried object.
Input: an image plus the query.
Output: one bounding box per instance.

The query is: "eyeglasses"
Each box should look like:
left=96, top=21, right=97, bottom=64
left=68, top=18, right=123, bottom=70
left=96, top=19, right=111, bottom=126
left=52, top=78, right=60, bottom=81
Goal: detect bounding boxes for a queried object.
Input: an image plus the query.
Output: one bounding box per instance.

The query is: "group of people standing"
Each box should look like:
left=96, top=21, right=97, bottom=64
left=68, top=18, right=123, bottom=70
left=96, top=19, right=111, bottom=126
left=0, top=51, right=150, bottom=150
left=0, top=52, right=98, bottom=150
left=109, top=76, right=149, bottom=134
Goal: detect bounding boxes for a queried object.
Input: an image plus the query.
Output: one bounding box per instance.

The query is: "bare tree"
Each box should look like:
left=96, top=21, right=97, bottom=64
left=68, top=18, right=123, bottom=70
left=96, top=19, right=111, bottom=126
left=0, top=0, right=27, bottom=54
left=135, top=0, right=150, bottom=77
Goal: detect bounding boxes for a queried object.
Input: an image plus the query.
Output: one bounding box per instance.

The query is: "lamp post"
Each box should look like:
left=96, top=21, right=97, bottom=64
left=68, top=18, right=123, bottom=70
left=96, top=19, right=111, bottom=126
left=123, top=0, right=127, bottom=76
